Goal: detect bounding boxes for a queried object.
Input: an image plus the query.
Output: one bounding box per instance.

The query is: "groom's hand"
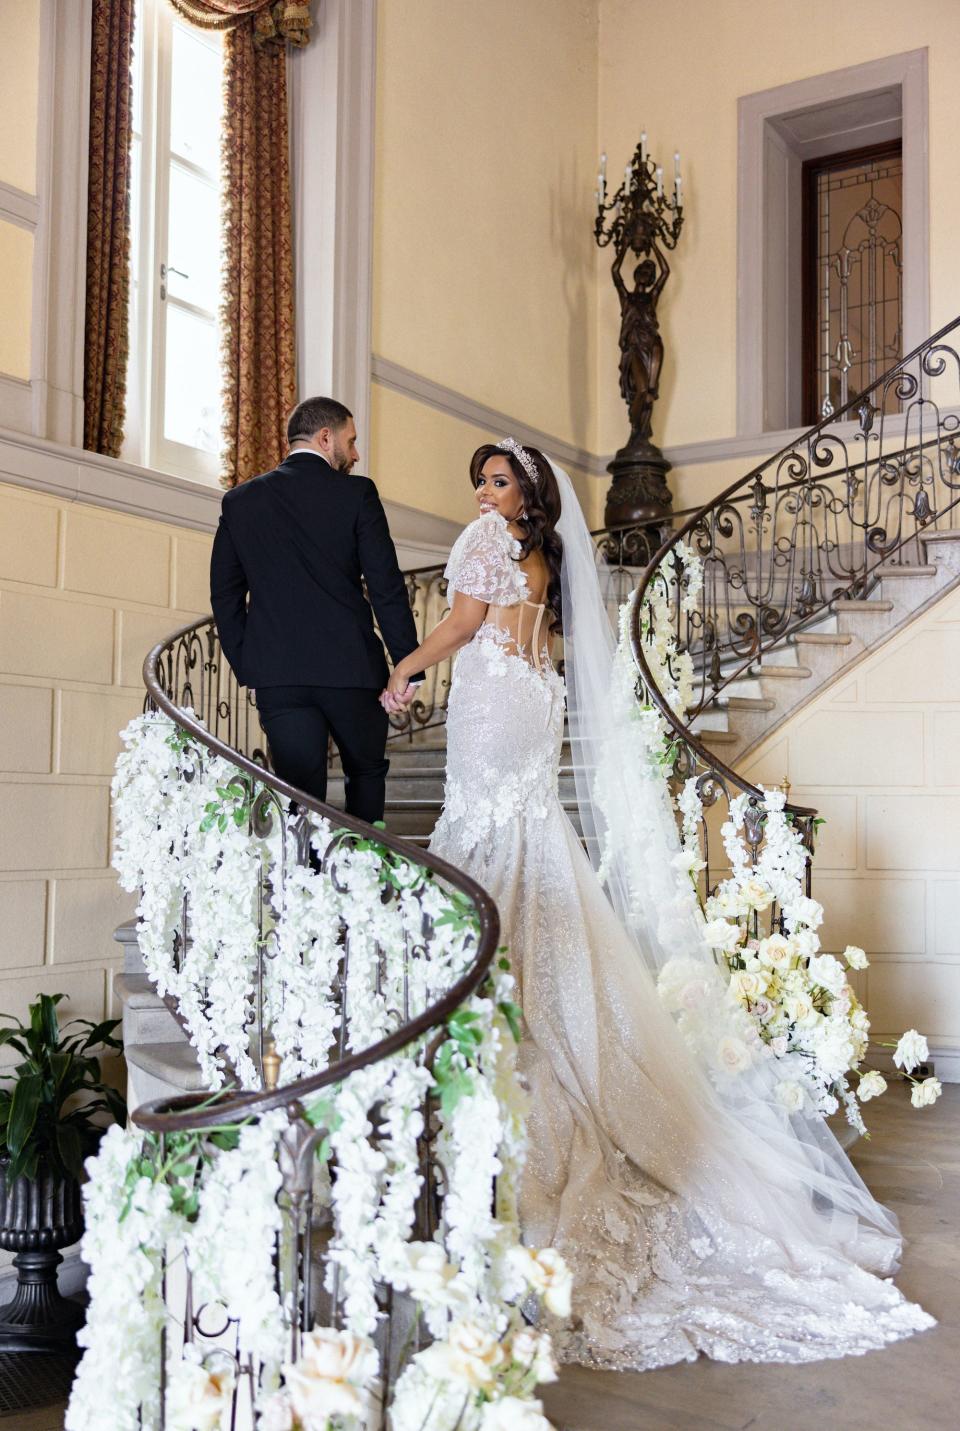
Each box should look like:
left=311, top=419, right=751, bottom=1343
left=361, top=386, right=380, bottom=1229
left=380, top=677, right=418, bottom=714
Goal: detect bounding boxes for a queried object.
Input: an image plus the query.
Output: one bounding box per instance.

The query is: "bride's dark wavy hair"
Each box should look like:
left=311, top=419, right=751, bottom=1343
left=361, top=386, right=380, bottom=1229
left=469, top=443, right=563, bottom=634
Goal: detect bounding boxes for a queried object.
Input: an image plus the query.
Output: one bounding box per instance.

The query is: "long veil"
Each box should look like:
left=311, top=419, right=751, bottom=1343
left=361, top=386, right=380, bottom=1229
left=550, top=455, right=902, bottom=1272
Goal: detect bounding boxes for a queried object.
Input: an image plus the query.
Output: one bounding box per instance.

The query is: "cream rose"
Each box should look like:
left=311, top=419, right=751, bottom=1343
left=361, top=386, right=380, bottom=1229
left=843, top=944, right=869, bottom=970
left=507, top=1247, right=573, bottom=1319
left=737, top=876, right=774, bottom=913
left=167, top=1358, right=235, bottom=1431
left=894, top=1029, right=929, bottom=1074
left=757, top=934, right=794, bottom=971
left=418, top=1320, right=505, bottom=1391
left=808, top=953, right=846, bottom=996
left=857, top=1070, right=887, bottom=1102
left=910, top=1076, right=942, bottom=1108
left=784, top=993, right=818, bottom=1027
left=508, top=1327, right=558, bottom=1384
left=729, top=970, right=767, bottom=1003
left=393, top=1241, right=465, bottom=1307
left=284, top=1328, right=379, bottom=1426
left=716, top=1035, right=752, bottom=1074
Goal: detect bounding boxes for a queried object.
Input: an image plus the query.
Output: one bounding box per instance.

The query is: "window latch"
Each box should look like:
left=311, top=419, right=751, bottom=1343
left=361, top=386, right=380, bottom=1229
left=159, top=262, right=190, bottom=299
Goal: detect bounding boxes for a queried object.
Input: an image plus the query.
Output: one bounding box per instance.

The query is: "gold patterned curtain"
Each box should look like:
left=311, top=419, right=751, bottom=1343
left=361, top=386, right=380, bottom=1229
left=168, top=1, right=310, bottom=486
left=84, top=0, right=136, bottom=458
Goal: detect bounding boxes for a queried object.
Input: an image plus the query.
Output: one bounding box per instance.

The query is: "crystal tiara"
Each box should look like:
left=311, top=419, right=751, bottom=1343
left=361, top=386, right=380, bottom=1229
left=497, top=436, right=539, bottom=484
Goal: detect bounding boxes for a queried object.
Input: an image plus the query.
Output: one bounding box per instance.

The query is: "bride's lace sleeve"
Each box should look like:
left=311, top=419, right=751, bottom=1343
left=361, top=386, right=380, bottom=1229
left=443, top=512, right=529, bottom=605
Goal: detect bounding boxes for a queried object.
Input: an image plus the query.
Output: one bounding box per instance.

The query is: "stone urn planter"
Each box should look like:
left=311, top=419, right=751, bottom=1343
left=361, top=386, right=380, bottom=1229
left=0, top=1159, right=85, bottom=1351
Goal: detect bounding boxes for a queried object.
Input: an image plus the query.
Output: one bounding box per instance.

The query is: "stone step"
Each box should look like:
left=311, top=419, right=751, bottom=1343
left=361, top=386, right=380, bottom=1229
left=723, top=695, right=776, bottom=712
left=114, top=973, right=184, bottom=1047
left=792, top=631, right=854, bottom=647
left=920, top=528, right=960, bottom=544
left=125, top=1039, right=205, bottom=1115
left=757, top=664, right=812, bottom=679
left=834, top=599, right=894, bottom=612
left=878, top=564, right=938, bottom=578
left=698, top=728, right=739, bottom=745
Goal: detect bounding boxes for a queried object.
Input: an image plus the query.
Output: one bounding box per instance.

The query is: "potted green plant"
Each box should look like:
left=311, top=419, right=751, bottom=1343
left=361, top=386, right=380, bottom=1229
left=0, top=993, right=126, bottom=1351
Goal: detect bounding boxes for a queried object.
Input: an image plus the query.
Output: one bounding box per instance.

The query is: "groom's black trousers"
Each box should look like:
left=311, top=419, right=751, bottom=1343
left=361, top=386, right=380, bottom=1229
left=256, top=685, right=389, bottom=825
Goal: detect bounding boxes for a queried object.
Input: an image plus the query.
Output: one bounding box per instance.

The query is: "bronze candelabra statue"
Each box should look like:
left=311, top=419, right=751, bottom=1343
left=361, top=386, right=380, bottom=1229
left=595, top=136, right=684, bottom=558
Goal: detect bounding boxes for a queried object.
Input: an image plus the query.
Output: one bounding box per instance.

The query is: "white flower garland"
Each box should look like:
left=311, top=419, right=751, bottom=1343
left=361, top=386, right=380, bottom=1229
left=623, top=565, right=942, bottom=1129
left=86, top=712, right=566, bottom=1429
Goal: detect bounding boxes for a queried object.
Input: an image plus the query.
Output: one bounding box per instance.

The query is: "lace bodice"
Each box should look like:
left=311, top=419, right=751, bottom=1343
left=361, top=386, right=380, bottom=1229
left=444, top=511, right=551, bottom=670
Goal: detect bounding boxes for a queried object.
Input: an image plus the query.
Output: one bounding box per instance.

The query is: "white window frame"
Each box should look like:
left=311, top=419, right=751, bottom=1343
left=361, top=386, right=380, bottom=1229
left=126, top=0, right=223, bottom=483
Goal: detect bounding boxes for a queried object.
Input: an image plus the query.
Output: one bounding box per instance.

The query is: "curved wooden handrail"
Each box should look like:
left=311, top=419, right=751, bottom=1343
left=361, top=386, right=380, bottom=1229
left=132, top=620, right=500, bottom=1134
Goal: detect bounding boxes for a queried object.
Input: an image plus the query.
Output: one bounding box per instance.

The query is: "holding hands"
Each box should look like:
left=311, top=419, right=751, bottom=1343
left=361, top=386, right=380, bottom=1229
left=380, top=665, right=419, bottom=715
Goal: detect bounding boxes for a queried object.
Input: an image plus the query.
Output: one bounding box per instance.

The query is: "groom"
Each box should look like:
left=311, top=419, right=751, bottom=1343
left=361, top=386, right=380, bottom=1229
left=210, top=396, right=421, bottom=823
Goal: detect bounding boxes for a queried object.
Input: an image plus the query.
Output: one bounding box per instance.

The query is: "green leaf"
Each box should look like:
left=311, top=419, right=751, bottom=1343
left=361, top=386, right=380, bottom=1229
left=498, top=1000, right=523, bottom=1044
left=6, top=1072, right=43, bottom=1156
left=55, top=1123, right=84, bottom=1181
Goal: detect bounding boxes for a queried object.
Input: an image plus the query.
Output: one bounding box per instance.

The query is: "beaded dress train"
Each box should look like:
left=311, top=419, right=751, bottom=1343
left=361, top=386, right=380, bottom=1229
left=429, top=509, right=933, bottom=1371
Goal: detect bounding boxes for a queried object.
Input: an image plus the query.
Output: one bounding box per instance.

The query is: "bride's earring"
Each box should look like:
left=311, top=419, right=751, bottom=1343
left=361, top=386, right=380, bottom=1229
left=518, top=508, right=527, bottom=522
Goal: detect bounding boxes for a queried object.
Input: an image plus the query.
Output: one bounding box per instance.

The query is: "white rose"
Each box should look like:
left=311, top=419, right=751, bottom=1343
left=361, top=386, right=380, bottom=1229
left=417, top=1320, right=505, bottom=1391
left=168, top=1359, right=235, bottom=1431
left=808, top=954, right=846, bottom=996
left=738, top=876, right=774, bottom=913
left=784, top=993, right=817, bottom=1027
left=678, top=978, right=712, bottom=1011
left=480, top=1396, right=553, bottom=1430
left=508, top=1328, right=558, bottom=1384
left=894, top=1029, right=929, bottom=1074
left=770, top=1035, right=789, bottom=1056
left=757, top=934, right=794, bottom=971
left=843, top=944, right=869, bottom=970
left=752, top=996, right=776, bottom=1023
left=788, top=895, right=824, bottom=930
left=708, top=886, right=747, bottom=919
left=702, top=919, right=743, bottom=954
left=393, top=1241, right=465, bottom=1307
left=672, top=849, right=706, bottom=878
left=775, top=1080, right=805, bottom=1113
left=716, top=1035, right=752, bottom=1074
left=506, top=1248, right=573, bottom=1319
left=790, top=927, right=820, bottom=960
left=910, top=1076, right=942, bottom=1109
left=857, top=1070, right=887, bottom=1102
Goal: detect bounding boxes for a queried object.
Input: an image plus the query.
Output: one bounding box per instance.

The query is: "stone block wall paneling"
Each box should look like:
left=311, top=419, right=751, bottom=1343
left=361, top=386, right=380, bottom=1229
left=0, top=480, right=213, bottom=1057
left=741, top=597, right=960, bottom=1079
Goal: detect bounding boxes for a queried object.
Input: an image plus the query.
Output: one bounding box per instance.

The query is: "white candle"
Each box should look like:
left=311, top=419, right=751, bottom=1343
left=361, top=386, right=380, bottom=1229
left=674, top=150, right=681, bottom=177
left=600, top=150, right=607, bottom=181
left=624, top=162, right=632, bottom=191
left=675, top=173, right=683, bottom=206
left=640, top=130, right=647, bottom=163
left=656, top=165, right=664, bottom=197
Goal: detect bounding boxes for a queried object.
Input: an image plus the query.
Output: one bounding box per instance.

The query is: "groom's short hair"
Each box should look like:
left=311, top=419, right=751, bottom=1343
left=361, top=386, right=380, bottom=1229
left=287, top=396, right=353, bottom=444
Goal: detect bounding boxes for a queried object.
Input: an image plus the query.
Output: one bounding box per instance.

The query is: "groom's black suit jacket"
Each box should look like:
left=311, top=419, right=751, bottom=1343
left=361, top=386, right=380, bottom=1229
left=210, top=452, right=420, bottom=689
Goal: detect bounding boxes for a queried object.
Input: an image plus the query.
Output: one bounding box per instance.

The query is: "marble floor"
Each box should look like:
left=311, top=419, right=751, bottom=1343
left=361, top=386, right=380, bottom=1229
left=6, top=1084, right=955, bottom=1430
left=542, top=1082, right=958, bottom=1431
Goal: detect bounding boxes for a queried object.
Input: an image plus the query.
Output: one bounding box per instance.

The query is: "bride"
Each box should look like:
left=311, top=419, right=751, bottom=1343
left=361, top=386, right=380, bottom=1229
left=381, top=437, right=934, bottom=1370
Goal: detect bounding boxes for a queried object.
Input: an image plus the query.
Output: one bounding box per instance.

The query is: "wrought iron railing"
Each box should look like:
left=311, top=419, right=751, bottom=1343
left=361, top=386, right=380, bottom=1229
left=630, top=314, right=960, bottom=898
left=129, top=622, right=502, bottom=1426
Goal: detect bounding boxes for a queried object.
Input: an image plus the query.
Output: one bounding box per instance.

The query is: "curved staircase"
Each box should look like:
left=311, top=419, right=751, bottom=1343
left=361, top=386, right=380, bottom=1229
left=101, top=314, right=960, bottom=1427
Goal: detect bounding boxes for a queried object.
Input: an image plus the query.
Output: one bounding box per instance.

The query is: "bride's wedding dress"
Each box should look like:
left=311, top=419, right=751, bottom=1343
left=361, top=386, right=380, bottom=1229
left=428, top=475, right=934, bottom=1371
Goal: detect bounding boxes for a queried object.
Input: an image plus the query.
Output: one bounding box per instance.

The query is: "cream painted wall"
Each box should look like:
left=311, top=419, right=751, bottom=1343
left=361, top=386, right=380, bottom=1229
left=741, top=589, right=960, bottom=1073
left=371, top=0, right=602, bottom=524
left=597, top=0, right=960, bottom=468
left=0, top=479, right=212, bottom=1037
left=0, top=0, right=40, bottom=195
left=0, top=220, right=34, bottom=380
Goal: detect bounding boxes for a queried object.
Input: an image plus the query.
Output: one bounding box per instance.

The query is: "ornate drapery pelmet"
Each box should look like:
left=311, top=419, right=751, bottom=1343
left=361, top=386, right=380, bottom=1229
left=84, top=0, right=136, bottom=458
left=168, top=0, right=310, bottom=487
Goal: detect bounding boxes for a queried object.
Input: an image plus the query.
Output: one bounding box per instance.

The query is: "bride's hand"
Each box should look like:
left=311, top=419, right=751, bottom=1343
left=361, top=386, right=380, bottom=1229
left=381, top=668, right=415, bottom=713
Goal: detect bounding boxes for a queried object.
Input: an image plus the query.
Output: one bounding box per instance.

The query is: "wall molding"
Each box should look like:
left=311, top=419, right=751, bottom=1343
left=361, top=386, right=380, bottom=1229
left=0, top=426, right=460, bottom=566
left=290, top=0, right=377, bottom=451
left=0, top=180, right=39, bottom=231
left=372, top=356, right=607, bottom=476
left=737, top=48, right=929, bottom=437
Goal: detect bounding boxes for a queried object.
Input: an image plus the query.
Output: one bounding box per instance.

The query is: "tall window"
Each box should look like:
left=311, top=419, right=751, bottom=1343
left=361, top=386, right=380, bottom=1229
left=802, top=141, right=903, bottom=424
left=126, top=0, right=224, bottom=480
